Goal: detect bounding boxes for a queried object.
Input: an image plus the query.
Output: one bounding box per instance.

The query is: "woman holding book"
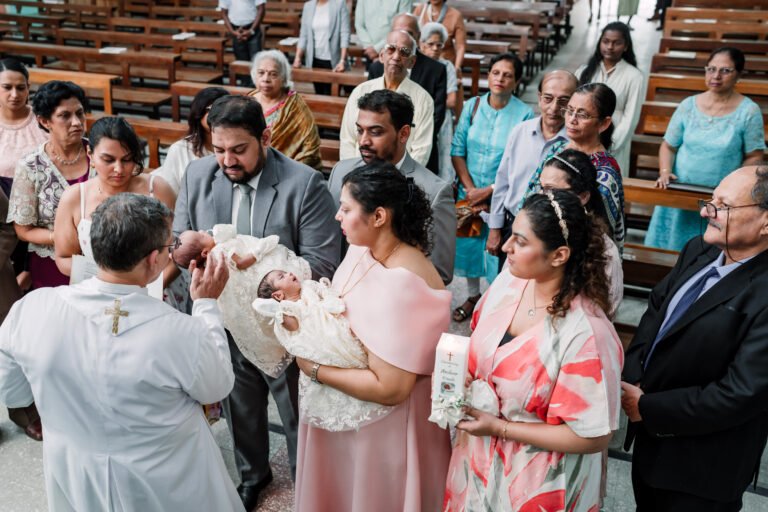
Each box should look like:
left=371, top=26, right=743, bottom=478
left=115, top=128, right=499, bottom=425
left=443, top=190, right=623, bottom=512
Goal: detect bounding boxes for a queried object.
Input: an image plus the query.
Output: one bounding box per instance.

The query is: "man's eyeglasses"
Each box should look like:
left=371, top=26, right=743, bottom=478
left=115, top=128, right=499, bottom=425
left=698, top=199, right=760, bottom=218
left=383, top=44, right=413, bottom=58
left=704, top=66, right=735, bottom=77
left=159, top=236, right=182, bottom=254
left=560, top=107, right=595, bottom=121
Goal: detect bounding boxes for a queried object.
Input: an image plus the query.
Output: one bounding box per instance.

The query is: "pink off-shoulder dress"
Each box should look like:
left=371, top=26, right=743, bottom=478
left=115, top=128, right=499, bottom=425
left=295, top=245, right=453, bottom=512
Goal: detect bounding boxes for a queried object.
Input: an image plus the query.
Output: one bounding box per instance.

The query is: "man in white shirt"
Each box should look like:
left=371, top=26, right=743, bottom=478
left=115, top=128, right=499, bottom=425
left=220, top=0, right=266, bottom=67
left=0, top=193, right=244, bottom=512
left=354, top=0, right=413, bottom=63
left=340, top=30, right=434, bottom=167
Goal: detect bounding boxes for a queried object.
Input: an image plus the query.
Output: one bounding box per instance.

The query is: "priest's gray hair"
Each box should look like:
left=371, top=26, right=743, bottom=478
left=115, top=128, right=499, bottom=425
left=90, top=193, right=173, bottom=272
left=250, top=49, right=293, bottom=92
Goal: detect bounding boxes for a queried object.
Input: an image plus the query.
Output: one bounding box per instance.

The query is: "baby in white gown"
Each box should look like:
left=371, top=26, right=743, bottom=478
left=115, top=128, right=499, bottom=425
left=174, top=225, right=307, bottom=378
left=253, top=270, right=393, bottom=432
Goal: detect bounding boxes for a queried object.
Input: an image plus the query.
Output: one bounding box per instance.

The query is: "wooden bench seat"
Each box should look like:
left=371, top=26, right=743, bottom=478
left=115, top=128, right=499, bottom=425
left=27, top=67, right=118, bottom=115
left=622, top=243, right=679, bottom=289
left=45, top=59, right=221, bottom=85
left=170, top=81, right=251, bottom=121
left=659, top=37, right=768, bottom=57
left=651, top=51, right=768, bottom=78
left=646, top=73, right=768, bottom=107
left=56, top=27, right=228, bottom=71
left=663, top=8, right=768, bottom=40
left=228, top=61, right=367, bottom=96
left=0, top=12, right=66, bottom=40
left=673, top=0, right=766, bottom=8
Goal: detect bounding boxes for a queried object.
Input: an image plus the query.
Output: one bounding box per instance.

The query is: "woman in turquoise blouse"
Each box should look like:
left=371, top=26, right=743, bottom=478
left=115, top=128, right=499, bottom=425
left=451, top=52, right=534, bottom=321
left=646, top=47, right=765, bottom=251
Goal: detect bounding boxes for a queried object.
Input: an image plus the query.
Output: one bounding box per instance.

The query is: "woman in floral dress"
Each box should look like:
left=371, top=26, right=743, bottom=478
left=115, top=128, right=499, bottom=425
left=444, top=190, right=623, bottom=511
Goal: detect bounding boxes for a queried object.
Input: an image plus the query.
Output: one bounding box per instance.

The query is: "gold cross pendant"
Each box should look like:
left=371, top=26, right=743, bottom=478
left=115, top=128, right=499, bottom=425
left=105, top=299, right=129, bottom=335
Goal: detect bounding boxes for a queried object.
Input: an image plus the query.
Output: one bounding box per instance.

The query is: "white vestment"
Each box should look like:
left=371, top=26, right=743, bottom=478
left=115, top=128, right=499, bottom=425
left=0, top=278, right=244, bottom=512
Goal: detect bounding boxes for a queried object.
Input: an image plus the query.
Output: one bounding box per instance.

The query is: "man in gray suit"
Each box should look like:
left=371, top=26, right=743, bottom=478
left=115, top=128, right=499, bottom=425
left=328, top=89, right=455, bottom=283
left=173, top=95, right=340, bottom=512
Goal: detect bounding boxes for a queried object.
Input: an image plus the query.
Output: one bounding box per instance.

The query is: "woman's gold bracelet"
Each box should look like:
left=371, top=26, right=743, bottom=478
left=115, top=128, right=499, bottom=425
left=49, top=230, right=54, bottom=243
left=501, top=420, right=510, bottom=441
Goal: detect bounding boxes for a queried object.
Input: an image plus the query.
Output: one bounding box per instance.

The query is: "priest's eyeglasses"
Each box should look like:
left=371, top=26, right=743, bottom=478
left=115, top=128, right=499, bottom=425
left=698, top=199, right=760, bottom=218
left=159, top=236, right=182, bottom=254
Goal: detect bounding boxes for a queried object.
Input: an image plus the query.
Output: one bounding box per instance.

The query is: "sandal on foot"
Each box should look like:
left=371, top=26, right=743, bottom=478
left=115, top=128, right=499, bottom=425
left=452, top=294, right=481, bottom=322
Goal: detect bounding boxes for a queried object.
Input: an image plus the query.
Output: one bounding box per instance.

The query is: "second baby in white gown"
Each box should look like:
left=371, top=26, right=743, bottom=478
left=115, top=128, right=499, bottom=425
left=253, top=271, right=393, bottom=432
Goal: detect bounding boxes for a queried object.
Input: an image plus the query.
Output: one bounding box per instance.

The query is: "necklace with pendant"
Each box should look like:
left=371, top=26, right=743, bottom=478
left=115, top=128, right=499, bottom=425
left=527, top=282, right=549, bottom=317
left=340, top=242, right=402, bottom=297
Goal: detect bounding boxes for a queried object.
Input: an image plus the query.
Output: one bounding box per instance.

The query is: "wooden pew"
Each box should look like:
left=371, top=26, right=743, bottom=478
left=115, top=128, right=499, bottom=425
left=645, top=73, right=768, bottom=107
left=0, top=40, right=178, bottom=117
left=464, top=22, right=532, bottom=66
left=672, top=0, right=766, bottom=9
left=27, top=67, right=118, bottom=115
left=3, top=0, right=115, bottom=30
left=107, top=16, right=229, bottom=38
left=170, top=81, right=251, bottom=121
left=659, top=37, right=768, bottom=57
left=55, top=27, right=228, bottom=73
left=0, top=12, right=66, bottom=40
left=651, top=51, right=768, bottom=78
left=663, top=8, right=768, bottom=40
left=620, top=178, right=710, bottom=290
left=228, top=61, right=367, bottom=96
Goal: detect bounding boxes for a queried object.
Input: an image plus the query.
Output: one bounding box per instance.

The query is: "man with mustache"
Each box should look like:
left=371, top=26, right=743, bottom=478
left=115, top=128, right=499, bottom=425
left=339, top=29, right=434, bottom=168
left=486, top=70, right=578, bottom=272
left=367, top=13, right=447, bottom=175
left=329, top=89, right=454, bottom=284
left=173, top=94, right=340, bottom=512
left=621, top=165, right=768, bottom=511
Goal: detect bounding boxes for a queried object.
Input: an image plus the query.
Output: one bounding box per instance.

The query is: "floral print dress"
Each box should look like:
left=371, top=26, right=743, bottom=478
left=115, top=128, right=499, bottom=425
left=443, top=272, right=623, bottom=512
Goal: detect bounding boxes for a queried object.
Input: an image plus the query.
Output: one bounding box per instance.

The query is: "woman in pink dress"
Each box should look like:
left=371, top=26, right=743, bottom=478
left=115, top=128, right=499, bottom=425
left=444, top=190, right=624, bottom=511
left=294, top=161, right=452, bottom=512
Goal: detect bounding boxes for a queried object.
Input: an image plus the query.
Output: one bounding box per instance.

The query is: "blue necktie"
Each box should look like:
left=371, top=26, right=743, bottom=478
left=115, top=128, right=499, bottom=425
left=644, top=266, right=720, bottom=369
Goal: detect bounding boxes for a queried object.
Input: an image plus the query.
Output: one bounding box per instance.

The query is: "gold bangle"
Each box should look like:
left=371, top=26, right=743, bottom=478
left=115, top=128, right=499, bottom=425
left=49, top=230, right=54, bottom=243
left=310, top=363, right=321, bottom=383
left=501, top=420, right=510, bottom=441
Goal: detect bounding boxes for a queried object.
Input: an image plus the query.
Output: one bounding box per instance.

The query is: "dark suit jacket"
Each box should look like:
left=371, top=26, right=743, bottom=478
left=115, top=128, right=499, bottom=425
left=0, top=189, right=21, bottom=324
left=173, top=148, right=341, bottom=280
left=623, top=237, right=768, bottom=502
left=368, top=51, right=447, bottom=174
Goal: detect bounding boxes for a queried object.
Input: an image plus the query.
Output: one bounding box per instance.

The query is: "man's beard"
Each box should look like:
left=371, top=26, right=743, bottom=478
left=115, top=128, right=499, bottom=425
left=359, top=145, right=395, bottom=164
left=223, top=149, right=265, bottom=184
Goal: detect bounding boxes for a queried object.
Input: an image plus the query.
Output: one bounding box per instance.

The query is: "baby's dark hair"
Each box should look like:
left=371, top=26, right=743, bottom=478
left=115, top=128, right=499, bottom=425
left=257, top=270, right=280, bottom=299
left=172, top=231, right=207, bottom=269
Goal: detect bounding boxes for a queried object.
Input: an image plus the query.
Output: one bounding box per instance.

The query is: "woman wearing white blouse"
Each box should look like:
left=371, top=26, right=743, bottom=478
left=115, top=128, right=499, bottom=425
left=576, top=22, right=643, bottom=176
left=293, top=0, right=350, bottom=95
left=154, top=87, right=229, bottom=195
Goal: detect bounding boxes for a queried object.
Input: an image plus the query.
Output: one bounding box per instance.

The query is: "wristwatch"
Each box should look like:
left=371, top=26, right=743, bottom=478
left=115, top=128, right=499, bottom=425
left=310, top=363, right=321, bottom=383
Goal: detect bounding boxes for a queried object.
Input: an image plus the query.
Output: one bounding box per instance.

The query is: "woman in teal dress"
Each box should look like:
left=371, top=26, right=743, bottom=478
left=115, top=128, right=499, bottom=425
left=451, top=53, right=533, bottom=321
left=646, top=47, right=765, bottom=251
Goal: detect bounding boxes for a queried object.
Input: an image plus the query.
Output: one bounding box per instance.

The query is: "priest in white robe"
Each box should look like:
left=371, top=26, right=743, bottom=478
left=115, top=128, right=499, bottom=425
left=0, top=193, right=245, bottom=512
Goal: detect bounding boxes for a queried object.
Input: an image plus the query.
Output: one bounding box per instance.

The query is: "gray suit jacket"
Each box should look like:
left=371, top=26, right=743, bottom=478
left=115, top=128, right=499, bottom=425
left=173, top=148, right=341, bottom=279
left=328, top=154, right=455, bottom=284
left=298, top=0, right=350, bottom=67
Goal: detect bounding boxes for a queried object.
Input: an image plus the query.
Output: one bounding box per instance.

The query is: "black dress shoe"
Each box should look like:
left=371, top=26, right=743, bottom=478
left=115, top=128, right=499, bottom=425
left=237, top=472, right=274, bottom=511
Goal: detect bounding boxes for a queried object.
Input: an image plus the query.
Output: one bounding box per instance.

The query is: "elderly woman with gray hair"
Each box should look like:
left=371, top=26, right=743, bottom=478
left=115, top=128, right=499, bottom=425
left=420, top=22, right=458, bottom=182
left=248, top=50, right=322, bottom=170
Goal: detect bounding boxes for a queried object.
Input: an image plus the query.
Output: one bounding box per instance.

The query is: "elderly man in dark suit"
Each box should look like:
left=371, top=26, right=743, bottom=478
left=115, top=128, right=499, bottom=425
left=367, top=13, right=447, bottom=175
left=329, top=89, right=454, bottom=284
left=173, top=95, right=340, bottom=512
left=621, top=165, right=768, bottom=512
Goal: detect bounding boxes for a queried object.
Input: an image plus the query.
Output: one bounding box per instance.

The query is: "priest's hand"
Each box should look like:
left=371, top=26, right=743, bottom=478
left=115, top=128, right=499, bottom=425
left=189, top=252, right=229, bottom=300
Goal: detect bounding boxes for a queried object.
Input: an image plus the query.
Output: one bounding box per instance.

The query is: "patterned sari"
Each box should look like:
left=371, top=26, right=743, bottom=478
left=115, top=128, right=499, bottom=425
left=249, top=90, right=322, bottom=171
